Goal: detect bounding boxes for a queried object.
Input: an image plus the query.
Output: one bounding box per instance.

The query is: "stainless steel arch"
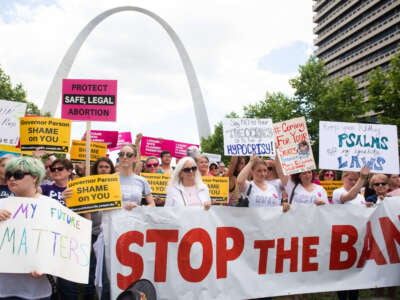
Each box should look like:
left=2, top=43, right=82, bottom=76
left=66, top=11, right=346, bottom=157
left=41, top=6, right=211, bottom=139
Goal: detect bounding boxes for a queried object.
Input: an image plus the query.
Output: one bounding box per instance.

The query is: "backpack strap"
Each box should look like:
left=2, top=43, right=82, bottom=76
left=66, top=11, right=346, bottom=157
left=289, top=182, right=299, bottom=204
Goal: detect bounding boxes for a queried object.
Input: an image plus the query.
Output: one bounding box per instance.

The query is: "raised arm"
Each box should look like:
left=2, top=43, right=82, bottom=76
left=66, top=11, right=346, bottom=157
left=340, top=166, right=370, bottom=203
left=275, top=155, right=289, bottom=187
left=237, top=154, right=256, bottom=193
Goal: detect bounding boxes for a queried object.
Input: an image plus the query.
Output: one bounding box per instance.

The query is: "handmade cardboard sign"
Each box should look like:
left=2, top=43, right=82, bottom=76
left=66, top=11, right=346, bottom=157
left=223, top=118, right=275, bottom=156
left=319, top=121, right=399, bottom=174
left=0, top=99, right=27, bottom=146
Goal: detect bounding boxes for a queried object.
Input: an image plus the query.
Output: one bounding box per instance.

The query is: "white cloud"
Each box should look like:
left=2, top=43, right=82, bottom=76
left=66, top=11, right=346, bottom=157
left=0, top=0, right=314, bottom=145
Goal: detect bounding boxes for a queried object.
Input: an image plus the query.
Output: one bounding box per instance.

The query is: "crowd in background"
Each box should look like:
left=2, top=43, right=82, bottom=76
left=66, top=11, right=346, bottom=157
left=0, top=134, right=399, bottom=300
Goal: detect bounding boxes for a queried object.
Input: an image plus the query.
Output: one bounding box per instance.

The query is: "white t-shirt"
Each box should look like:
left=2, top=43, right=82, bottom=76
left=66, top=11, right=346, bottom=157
left=244, top=181, right=281, bottom=208
left=332, top=187, right=365, bottom=205
left=119, top=173, right=152, bottom=205
left=285, top=179, right=328, bottom=205
left=266, top=178, right=283, bottom=200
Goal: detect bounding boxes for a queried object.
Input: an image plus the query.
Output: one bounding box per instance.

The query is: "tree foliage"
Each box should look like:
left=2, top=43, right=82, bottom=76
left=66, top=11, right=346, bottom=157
left=0, top=66, right=41, bottom=115
left=367, top=51, right=400, bottom=128
left=243, top=92, right=300, bottom=122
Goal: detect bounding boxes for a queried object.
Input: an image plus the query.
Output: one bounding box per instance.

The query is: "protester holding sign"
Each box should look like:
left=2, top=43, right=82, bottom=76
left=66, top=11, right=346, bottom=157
left=237, top=154, right=289, bottom=211
left=264, top=159, right=285, bottom=201
left=40, top=158, right=73, bottom=206
left=118, top=143, right=155, bottom=209
left=277, top=156, right=327, bottom=206
left=332, top=166, right=370, bottom=205
left=144, top=156, right=160, bottom=173
left=0, top=156, right=52, bottom=299
left=226, top=156, right=247, bottom=205
left=165, top=157, right=211, bottom=209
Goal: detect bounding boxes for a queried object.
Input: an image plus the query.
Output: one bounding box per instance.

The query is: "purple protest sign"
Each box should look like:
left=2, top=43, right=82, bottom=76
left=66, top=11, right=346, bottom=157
left=62, top=79, right=117, bottom=121
left=90, top=130, right=118, bottom=149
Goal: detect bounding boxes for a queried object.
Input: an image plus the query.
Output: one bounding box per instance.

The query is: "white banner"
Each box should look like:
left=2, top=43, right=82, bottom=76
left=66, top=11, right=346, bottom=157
left=273, top=117, right=316, bottom=175
left=319, top=121, right=399, bottom=174
left=222, top=118, right=275, bottom=156
left=103, top=198, right=400, bottom=300
left=0, top=99, right=27, bottom=146
left=0, top=196, right=92, bottom=283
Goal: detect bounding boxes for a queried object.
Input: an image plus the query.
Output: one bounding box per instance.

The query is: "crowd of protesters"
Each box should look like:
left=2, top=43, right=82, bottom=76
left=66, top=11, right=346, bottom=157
left=0, top=135, right=399, bottom=300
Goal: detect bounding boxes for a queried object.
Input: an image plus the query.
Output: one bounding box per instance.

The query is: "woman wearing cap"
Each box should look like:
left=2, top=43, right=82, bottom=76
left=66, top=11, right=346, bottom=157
left=0, top=156, right=52, bottom=300
left=117, top=143, right=155, bottom=209
left=165, top=157, right=211, bottom=209
left=237, top=154, right=290, bottom=211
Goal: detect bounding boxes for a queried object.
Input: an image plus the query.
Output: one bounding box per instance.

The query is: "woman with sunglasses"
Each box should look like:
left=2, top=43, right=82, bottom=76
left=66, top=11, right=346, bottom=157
left=366, top=174, right=390, bottom=204
left=117, top=144, right=155, bottom=209
left=0, top=156, right=52, bottom=300
left=319, top=169, right=337, bottom=181
left=332, top=166, right=370, bottom=205
left=165, top=157, right=211, bottom=208
left=40, top=158, right=73, bottom=206
left=237, top=154, right=290, bottom=211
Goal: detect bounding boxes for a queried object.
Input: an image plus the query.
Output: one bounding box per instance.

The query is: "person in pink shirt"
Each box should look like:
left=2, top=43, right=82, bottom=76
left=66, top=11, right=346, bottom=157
left=165, top=157, right=211, bottom=209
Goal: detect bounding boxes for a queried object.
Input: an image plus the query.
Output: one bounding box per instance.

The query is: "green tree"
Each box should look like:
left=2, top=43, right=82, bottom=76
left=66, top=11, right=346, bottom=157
left=367, top=51, right=400, bottom=128
left=0, top=66, right=41, bottom=115
left=243, top=92, right=300, bottom=122
left=290, top=56, right=365, bottom=141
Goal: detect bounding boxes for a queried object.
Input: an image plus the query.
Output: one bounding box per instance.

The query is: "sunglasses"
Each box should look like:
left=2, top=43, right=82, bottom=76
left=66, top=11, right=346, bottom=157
left=182, top=166, right=197, bottom=173
left=373, top=182, right=388, bottom=187
left=324, top=173, right=334, bottom=177
left=146, top=163, right=159, bottom=168
left=5, top=170, right=32, bottom=180
left=50, top=166, right=66, bottom=172
left=267, top=167, right=274, bottom=171
left=118, top=151, right=135, bottom=158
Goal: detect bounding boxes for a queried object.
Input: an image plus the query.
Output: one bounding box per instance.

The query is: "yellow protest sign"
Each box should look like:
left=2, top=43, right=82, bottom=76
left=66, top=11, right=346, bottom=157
left=0, top=144, right=21, bottom=155
left=140, top=173, right=171, bottom=199
left=70, top=140, right=107, bottom=162
left=320, top=180, right=343, bottom=198
left=202, top=176, right=229, bottom=204
left=66, top=174, right=122, bottom=213
left=19, top=117, right=71, bottom=154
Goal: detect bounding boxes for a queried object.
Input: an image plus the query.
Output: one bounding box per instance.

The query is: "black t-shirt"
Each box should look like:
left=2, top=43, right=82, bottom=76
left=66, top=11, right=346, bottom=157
left=0, top=185, right=14, bottom=199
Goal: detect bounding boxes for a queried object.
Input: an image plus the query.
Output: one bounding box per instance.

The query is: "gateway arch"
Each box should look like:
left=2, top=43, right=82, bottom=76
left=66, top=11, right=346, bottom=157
left=41, top=6, right=211, bottom=139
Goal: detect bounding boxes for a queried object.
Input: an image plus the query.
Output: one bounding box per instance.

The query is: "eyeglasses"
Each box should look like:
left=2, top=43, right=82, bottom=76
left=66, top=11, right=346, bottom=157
left=324, top=173, right=334, bottom=177
left=267, top=167, right=274, bottom=171
left=50, top=166, right=66, bottom=172
left=5, top=170, right=32, bottom=180
left=373, top=182, right=388, bottom=187
left=146, top=163, right=159, bottom=168
left=118, top=152, right=135, bottom=158
left=182, top=166, right=197, bottom=173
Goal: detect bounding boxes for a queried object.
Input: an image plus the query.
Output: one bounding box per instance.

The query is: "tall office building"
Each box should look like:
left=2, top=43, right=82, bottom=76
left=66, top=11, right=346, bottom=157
left=313, top=0, right=400, bottom=90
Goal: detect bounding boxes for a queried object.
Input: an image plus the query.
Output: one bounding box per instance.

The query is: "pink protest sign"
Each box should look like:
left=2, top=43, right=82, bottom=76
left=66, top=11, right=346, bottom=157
left=90, top=130, right=118, bottom=149
left=109, top=132, right=132, bottom=152
left=174, top=141, right=199, bottom=158
left=140, top=136, right=198, bottom=158
left=62, top=79, right=117, bottom=121
left=141, top=136, right=163, bottom=157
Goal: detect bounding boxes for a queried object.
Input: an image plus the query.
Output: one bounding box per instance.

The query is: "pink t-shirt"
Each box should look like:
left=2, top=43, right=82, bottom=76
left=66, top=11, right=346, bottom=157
left=183, top=185, right=202, bottom=206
